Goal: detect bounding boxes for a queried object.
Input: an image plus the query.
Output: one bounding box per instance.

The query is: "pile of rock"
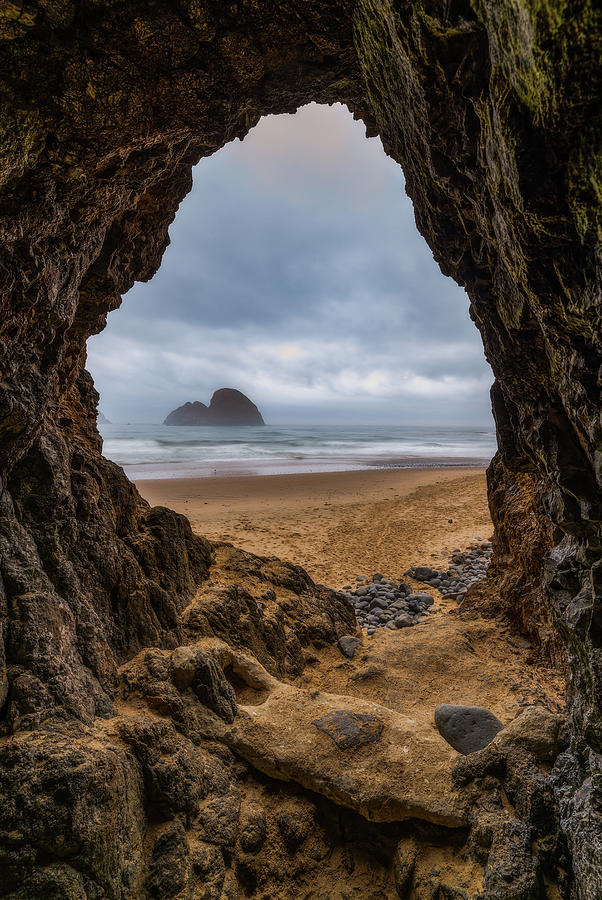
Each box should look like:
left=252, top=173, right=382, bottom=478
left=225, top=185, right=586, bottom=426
left=341, top=574, right=436, bottom=635
left=405, top=541, right=492, bottom=604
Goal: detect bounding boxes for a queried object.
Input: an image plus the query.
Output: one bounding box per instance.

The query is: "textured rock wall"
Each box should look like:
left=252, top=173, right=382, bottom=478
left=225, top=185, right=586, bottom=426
left=0, top=0, right=600, bottom=897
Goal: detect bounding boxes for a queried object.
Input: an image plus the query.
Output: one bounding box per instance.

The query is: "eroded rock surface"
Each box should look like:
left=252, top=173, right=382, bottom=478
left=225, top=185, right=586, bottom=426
left=201, top=641, right=467, bottom=826
left=0, top=0, right=600, bottom=896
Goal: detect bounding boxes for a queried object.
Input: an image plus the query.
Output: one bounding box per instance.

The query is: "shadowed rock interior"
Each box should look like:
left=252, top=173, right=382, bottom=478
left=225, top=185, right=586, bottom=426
left=0, top=1, right=600, bottom=897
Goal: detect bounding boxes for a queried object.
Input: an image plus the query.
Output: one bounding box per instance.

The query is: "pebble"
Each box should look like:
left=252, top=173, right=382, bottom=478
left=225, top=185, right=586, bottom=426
left=405, top=541, right=492, bottom=605
left=342, top=573, right=434, bottom=632
left=338, top=542, right=492, bottom=635
left=370, top=598, right=388, bottom=610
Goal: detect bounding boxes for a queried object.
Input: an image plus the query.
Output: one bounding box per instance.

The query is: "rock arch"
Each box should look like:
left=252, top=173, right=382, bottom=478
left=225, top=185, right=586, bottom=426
left=0, top=1, right=600, bottom=896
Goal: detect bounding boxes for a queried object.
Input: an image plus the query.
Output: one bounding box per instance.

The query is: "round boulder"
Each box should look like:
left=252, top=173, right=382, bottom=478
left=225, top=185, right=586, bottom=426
left=435, top=704, right=504, bottom=755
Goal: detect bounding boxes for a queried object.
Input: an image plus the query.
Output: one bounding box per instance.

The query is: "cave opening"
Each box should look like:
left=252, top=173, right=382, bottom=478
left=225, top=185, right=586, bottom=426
left=87, top=102, right=495, bottom=485
left=1, top=2, right=600, bottom=897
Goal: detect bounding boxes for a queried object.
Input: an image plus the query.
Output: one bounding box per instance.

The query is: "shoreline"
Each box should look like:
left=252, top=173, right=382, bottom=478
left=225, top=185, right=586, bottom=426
left=125, top=453, right=492, bottom=481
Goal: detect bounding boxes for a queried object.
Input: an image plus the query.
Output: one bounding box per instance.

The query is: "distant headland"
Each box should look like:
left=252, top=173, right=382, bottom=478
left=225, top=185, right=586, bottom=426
left=164, top=389, right=265, bottom=426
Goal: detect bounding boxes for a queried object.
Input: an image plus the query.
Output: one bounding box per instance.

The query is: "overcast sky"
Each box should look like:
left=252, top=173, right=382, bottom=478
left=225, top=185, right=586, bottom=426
left=87, top=103, right=494, bottom=426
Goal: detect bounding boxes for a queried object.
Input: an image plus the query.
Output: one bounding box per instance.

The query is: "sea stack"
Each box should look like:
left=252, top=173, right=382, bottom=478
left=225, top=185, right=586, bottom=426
left=164, top=389, right=265, bottom=426
left=164, top=400, right=209, bottom=426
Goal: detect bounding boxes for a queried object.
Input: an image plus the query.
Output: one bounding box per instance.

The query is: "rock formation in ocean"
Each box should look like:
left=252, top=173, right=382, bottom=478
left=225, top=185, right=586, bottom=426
left=0, top=2, right=600, bottom=897
left=164, top=400, right=210, bottom=425
left=97, top=410, right=111, bottom=424
left=164, top=389, right=265, bottom=426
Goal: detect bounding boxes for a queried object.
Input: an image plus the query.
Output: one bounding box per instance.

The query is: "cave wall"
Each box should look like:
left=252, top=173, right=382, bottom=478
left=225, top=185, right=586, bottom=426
left=0, top=0, right=600, bottom=897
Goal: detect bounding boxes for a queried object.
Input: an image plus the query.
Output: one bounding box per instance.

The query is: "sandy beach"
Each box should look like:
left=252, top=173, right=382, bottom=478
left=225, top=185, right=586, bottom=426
left=137, top=465, right=565, bottom=726
left=136, top=466, right=492, bottom=587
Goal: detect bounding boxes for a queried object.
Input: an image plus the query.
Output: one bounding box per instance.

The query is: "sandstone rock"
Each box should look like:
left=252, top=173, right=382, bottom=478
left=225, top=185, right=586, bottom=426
left=0, top=624, right=7, bottom=712
left=350, top=663, right=385, bottom=681
left=211, top=642, right=466, bottom=826
left=171, top=646, right=238, bottom=723
left=435, top=704, right=504, bottom=755
left=277, top=810, right=309, bottom=851
left=393, top=838, right=417, bottom=897
left=146, top=820, right=190, bottom=899
left=239, top=809, right=267, bottom=854
left=493, top=705, right=563, bottom=763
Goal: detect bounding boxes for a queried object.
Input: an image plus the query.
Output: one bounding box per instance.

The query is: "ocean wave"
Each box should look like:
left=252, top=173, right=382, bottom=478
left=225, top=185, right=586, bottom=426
left=99, top=422, right=497, bottom=470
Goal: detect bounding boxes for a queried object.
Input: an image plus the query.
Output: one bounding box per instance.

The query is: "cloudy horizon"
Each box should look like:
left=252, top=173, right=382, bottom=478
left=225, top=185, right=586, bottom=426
left=87, top=103, right=494, bottom=427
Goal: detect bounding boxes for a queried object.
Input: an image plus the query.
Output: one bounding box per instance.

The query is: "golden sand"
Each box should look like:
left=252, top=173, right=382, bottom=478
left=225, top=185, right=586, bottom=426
left=136, top=466, right=492, bottom=588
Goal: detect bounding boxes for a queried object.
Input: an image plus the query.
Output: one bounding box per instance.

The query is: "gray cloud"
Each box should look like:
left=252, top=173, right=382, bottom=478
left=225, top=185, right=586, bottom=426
left=87, top=103, right=493, bottom=425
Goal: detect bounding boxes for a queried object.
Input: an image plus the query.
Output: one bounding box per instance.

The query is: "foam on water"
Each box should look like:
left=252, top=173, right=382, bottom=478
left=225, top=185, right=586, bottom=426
left=98, top=423, right=496, bottom=479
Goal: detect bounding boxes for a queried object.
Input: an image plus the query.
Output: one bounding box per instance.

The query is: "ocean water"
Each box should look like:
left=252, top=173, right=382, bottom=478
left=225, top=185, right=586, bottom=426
left=98, top=422, right=497, bottom=480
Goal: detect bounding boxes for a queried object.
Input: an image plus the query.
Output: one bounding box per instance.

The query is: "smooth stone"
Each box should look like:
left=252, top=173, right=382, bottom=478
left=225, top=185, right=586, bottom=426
left=406, top=593, right=434, bottom=606
left=434, top=704, right=504, bottom=755
left=370, top=598, right=389, bottom=610
left=412, top=566, right=437, bottom=580
left=337, top=636, right=361, bottom=659
left=394, top=614, right=414, bottom=628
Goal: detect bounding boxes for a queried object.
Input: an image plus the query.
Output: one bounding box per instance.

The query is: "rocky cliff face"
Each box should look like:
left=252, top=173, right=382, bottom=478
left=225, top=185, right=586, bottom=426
left=0, top=1, right=600, bottom=898
left=164, top=390, right=265, bottom=426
